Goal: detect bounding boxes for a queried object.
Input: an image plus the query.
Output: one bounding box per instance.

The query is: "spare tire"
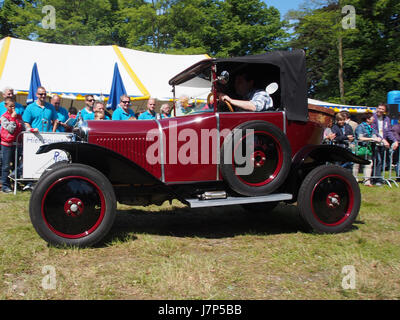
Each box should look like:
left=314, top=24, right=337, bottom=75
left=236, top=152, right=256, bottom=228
left=220, top=121, right=292, bottom=196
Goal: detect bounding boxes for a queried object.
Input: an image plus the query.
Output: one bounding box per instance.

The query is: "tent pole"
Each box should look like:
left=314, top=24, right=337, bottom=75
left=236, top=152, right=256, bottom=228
left=172, top=86, right=176, bottom=117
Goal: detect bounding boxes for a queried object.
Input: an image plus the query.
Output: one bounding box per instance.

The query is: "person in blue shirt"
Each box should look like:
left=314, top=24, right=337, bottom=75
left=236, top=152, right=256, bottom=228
left=67, top=95, right=96, bottom=128
left=22, top=86, right=58, bottom=132
left=159, top=103, right=171, bottom=119
left=175, top=95, right=195, bottom=116
left=78, top=95, right=96, bottom=120
left=94, top=102, right=110, bottom=120
left=51, top=95, right=70, bottom=132
left=112, top=95, right=136, bottom=120
left=138, top=98, right=157, bottom=120
left=0, top=87, right=25, bottom=118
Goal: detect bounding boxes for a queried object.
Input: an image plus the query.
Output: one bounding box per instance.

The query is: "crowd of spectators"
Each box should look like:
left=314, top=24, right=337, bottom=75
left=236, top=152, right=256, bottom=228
left=323, top=105, right=400, bottom=186
left=1, top=85, right=400, bottom=192
left=0, top=86, right=177, bottom=193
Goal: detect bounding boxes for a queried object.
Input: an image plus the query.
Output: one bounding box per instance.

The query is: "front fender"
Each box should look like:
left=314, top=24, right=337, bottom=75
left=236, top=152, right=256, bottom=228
left=281, top=144, right=369, bottom=201
left=37, top=141, right=163, bottom=186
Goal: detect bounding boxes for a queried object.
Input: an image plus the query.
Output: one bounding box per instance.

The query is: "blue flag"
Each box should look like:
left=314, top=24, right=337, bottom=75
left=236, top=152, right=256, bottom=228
left=106, top=63, right=127, bottom=110
left=27, top=62, right=42, bottom=104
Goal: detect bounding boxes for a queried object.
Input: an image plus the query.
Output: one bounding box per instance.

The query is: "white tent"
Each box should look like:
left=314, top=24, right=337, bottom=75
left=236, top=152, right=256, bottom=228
left=117, top=46, right=212, bottom=101
left=308, top=98, right=376, bottom=114
left=0, top=37, right=210, bottom=102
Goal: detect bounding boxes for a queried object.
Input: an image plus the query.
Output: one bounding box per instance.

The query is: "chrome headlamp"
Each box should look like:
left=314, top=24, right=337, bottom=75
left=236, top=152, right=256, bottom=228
left=72, top=120, right=89, bottom=142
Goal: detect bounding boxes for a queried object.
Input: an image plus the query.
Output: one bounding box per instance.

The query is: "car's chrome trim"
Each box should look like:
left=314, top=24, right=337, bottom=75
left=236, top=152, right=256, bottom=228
left=186, top=193, right=293, bottom=208
left=282, top=110, right=287, bottom=134
left=79, top=120, right=90, bottom=142
left=155, top=119, right=165, bottom=183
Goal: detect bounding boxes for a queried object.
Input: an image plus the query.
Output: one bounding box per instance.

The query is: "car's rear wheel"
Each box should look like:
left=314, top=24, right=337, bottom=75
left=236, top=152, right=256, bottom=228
left=30, top=164, right=116, bottom=247
left=297, top=165, right=361, bottom=233
left=220, top=121, right=291, bottom=196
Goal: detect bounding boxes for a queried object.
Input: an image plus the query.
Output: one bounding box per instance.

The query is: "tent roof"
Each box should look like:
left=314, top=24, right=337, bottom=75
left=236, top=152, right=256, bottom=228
left=0, top=37, right=209, bottom=101
left=308, top=98, right=376, bottom=113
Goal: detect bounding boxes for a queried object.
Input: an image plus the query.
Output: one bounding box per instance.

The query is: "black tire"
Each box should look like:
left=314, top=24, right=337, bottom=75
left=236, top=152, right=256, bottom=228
left=241, top=201, right=279, bottom=213
left=29, top=164, right=117, bottom=247
left=297, top=165, right=361, bottom=233
left=220, top=121, right=291, bottom=196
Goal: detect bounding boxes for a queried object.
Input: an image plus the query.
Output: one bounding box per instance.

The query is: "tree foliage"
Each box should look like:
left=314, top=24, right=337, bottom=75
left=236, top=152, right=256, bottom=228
left=0, top=0, right=398, bottom=105
left=0, top=0, right=287, bottom=56
left=288, top=0, right=400, bottom=106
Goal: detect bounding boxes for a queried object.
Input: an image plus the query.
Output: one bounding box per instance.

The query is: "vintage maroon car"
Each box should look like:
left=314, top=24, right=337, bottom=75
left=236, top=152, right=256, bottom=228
left=29, top=50, right=369, bottom=247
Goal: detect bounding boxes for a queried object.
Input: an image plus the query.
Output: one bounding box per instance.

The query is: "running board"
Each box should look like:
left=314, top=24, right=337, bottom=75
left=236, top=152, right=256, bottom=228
left=186, top=193, right=293, bottom=208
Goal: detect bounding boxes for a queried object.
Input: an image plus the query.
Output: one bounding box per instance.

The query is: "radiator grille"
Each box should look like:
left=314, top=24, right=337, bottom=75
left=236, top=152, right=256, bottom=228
left=93, top=136, right=161, bottom=178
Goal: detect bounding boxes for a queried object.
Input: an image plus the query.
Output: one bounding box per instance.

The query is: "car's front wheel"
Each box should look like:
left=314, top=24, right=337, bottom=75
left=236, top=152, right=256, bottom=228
left=30, top=164, right=117, bottom=247
left=297, top=165, right=361, bottom=233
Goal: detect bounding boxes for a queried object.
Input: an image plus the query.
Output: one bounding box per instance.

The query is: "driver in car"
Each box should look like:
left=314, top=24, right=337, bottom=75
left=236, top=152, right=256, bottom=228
left=218, top=72, right=274, bottom=112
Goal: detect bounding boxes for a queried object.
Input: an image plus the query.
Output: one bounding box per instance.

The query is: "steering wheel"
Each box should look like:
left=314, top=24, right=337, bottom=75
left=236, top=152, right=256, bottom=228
left=207, top=92, right=234, bottom=112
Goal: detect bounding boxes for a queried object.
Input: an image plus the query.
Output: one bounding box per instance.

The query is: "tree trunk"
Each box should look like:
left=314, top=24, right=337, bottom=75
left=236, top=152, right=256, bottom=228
left=338, top=34, right=345, bottom=104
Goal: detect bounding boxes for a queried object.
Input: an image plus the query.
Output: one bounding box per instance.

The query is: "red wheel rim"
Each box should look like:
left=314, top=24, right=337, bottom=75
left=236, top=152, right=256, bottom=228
left=41, top=176, right=106, bottom=239
left=232, top=130, right=283, bottom=187
left=311, top=174, right=354, bottom=226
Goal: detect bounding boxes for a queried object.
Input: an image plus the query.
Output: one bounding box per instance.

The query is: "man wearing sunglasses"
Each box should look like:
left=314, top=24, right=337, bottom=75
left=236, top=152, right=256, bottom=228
left=67, top=95, right=98, bottom=128
left=78, top=95, right=96, bottom=120
left=23, top=86, right=58, bottom=132
left=111, top=95, right=136, bottom=120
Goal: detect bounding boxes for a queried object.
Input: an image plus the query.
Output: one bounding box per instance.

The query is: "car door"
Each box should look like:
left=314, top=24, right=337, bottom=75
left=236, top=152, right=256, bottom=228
left=160, top=112, right=219, bottom=183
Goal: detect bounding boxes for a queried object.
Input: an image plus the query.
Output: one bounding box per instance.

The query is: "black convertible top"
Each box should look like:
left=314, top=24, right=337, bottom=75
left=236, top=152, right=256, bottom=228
left=169, top=49, right=308, bottom=122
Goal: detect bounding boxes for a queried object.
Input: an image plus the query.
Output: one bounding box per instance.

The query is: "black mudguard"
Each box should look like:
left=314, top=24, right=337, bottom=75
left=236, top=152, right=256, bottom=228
left=282, top=144, right=370, bottom=201
left=292, top=144, right=370, bottom=167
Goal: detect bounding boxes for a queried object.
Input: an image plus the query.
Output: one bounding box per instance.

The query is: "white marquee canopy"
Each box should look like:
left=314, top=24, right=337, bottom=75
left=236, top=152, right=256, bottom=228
left=0, top=37, right=211, bottom=102
left=0, top=37, right=375, bottom=112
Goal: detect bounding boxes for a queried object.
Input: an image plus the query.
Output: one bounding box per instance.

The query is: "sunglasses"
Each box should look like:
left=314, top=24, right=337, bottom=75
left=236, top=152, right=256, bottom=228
left=121, top=101, right=130, bottom=104
left=87, top=99, right=95, bottom=102
left=37, top=93, right=47, bottom=96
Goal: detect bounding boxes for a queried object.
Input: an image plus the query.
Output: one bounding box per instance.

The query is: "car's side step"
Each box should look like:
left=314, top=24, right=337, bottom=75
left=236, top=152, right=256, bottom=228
left=186, top=193, right=293, bottom=208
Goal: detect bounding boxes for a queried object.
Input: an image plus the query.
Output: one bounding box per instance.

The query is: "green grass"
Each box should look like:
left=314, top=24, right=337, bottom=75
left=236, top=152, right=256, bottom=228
left=0, top=185, right=399, bottom=300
